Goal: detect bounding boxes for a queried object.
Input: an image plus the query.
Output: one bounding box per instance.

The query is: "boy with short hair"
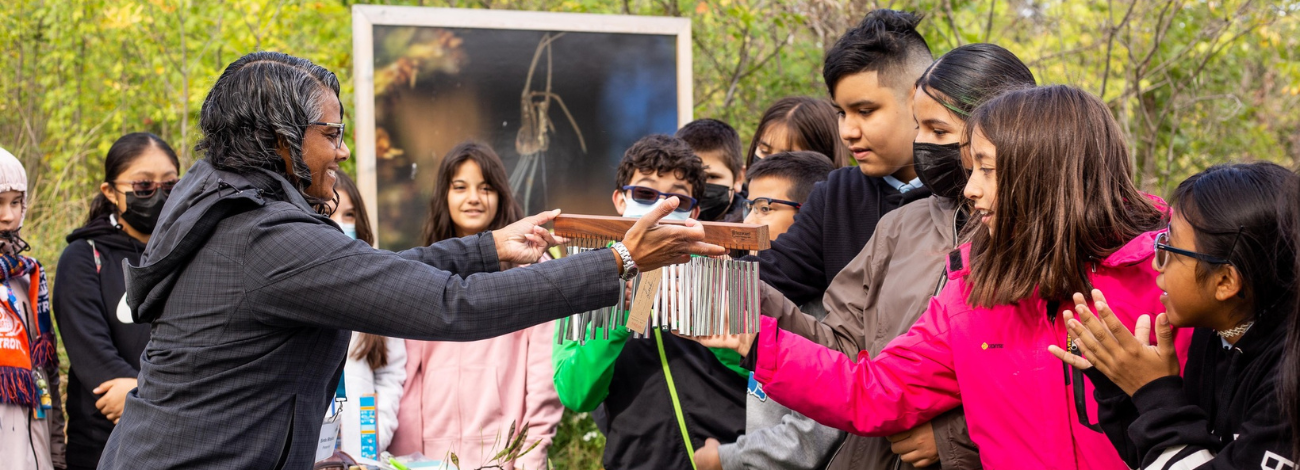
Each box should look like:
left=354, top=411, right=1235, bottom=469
left=553, top=134, right=747, bottom=470
left=675, top=119, right=746, bottom=222
left=740, top=9, right=982, bottom=470
left=741, top=152, right=836, bottom=240
left=695, top=150, right=842, bottom=470
left=756, top=9, right=933, bottom=306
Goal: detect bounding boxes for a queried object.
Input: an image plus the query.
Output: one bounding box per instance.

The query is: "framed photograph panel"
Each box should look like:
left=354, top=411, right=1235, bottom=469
left=352, top=6, right=692, bottom=249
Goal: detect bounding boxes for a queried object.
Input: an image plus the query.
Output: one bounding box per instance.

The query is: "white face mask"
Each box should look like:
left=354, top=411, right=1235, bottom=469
left=339, top=223, right=357, bottom=240
left=622, top=195, right=690, bottom=221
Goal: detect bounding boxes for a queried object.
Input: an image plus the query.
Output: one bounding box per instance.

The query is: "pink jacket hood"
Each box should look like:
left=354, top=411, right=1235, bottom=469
left=754, top=230, right=1192, bottom=469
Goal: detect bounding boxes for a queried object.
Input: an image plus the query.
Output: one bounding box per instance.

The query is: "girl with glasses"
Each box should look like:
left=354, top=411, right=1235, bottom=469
left=52, top=132, right=179, bottom=470
left=1051, top=162, right=1299, bottom=468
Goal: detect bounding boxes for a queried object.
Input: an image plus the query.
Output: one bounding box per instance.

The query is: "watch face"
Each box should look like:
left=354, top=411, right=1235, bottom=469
left=623, top=266, right=639, bottom=280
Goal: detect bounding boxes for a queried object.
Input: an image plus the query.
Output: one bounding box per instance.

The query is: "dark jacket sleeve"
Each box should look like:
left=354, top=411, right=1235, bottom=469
left=1089, top=368, right=1143, bottom=467
left=391, top=230, right=499, bottom=277
left=52, top=241, right=139, bottom=391
left=243, top=211, right=621, bottom=341
left=45, top=357, right=66, bottom=469
left=754, top=178, right=830, bottom=306
left=1128, top=375, right=1291, bottom=469
left=929, top=407, right=981, bottom=470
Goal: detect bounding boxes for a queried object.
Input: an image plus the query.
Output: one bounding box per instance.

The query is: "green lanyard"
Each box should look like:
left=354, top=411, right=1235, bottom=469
left=654, top=328, right=697, bottom=469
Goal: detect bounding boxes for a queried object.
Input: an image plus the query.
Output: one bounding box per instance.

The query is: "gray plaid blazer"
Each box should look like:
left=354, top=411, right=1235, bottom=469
left=99, top=160, right=620, bottom=469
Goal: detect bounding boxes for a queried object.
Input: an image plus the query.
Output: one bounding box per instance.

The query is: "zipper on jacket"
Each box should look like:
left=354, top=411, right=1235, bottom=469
left=931, top=205, right=965, bottom=297
left=1046, top=300, right=1071, bottom=386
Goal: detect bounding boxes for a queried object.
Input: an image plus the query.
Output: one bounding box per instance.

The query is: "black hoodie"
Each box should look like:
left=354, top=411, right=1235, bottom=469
left=1094, top=320, right=1294, bottom=469
left=52, top=215, right=148, bottom=469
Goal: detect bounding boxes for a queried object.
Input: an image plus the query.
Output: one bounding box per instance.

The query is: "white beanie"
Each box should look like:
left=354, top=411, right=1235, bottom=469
left=0, top=146, right=27, bottom=195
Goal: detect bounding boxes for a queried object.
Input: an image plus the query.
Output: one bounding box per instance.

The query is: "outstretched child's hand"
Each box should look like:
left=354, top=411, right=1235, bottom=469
left=1047, top=289, right=1179, bottom=395
left=683, top=332, right=756, bottom=357
left=674, top=311, right=757, bottom=357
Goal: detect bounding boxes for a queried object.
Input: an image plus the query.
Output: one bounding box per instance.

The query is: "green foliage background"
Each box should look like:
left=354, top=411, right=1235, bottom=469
left=2, top=1, right=1297, bottom=468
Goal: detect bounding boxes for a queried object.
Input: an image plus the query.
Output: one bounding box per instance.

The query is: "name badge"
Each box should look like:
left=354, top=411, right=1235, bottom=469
left=317, top=401, right=342, bottom=462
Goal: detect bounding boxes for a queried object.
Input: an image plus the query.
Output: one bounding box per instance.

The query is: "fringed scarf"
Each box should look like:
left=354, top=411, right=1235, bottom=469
left=0, top=253, right=55, bottom=408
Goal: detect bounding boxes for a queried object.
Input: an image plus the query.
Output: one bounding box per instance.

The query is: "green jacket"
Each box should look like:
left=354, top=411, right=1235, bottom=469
left=552, top=319, right=748, bottom=470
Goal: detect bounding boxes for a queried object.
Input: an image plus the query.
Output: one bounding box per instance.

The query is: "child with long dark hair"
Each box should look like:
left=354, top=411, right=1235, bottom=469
left=746, top=97, right=850, bottom=168
left=53, top=132, right=179, bottom=470
left=1052, top=162, right=1298, bottom=468
left=704, top=86, right=1196, bottom=468
left=389, top=142, right=560, bottom=470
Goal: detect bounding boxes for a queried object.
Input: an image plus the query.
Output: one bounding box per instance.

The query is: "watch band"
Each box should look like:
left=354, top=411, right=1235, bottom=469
left=611, top=242, right=638, bottom=280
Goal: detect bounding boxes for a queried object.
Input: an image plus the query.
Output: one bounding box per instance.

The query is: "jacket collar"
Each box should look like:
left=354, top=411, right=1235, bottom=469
left=124, top=160, right=328, bottom=323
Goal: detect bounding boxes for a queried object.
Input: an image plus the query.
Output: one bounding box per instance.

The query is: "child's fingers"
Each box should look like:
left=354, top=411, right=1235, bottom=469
left=1048, top=345, right=1094, bottom=369
left=1155, top=313, right=1178, bottom=359
left=1091, top=290, right=1140, bottom=349
left=1065, top=316, right=1109, bottom=366
left=1133, top=314, right=1152, bottom=347
left=1073, top=302, right=1115, bottom=350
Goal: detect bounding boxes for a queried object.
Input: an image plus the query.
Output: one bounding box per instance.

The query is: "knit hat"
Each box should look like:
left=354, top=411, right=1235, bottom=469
left=0, top=147, right=27, bottom=195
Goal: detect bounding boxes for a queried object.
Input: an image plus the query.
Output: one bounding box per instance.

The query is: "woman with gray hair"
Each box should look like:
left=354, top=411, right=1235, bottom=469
left=97, top=51, right=722, bottom=470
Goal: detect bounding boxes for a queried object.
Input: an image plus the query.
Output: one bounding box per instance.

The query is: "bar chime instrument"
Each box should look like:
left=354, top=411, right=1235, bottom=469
left=552, top=214, right=769, bottom=344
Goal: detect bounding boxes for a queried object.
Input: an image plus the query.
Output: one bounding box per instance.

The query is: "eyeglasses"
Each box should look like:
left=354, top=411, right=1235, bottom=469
left=1153, top=228, right=1240, bottom=270
left=740, top=197, right=801, bottom=218
left=308, top=121, right=346, bottom=150
left=113, top=179, right=179, bottom=199
left=621, top=185, right=698, bottom=213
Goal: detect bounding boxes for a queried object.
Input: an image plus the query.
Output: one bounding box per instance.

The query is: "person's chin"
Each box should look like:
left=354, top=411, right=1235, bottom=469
left=1159, top=297, right=1185, bottom=327
left=856, top=160, right=895, bottom=178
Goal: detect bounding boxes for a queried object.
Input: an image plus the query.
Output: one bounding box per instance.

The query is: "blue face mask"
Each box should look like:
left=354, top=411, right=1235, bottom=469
left=339, top=223, right=357, bottom=240
left=622, top=196, right=690, bottom=221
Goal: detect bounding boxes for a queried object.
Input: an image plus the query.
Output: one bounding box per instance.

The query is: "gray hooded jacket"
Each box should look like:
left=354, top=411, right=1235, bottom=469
left=99, top=160, right=620, bottom=470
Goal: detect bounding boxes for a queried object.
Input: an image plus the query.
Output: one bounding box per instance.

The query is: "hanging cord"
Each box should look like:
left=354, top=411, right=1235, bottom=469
left=0, top=229, right=31, bottom=254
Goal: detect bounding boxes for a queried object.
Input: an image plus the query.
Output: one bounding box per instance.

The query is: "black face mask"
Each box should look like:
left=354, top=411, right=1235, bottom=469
left=121, top=191, right=169, bottom=235
left=913, top=142, right=968, bottom=200
left=696, top=183, right=734, bottom=221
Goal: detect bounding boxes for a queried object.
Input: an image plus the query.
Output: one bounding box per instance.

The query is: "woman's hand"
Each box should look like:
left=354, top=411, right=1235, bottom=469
left=94, top=377, right=138, bottom=424
left=492, top=209, right=566, bottom=265
left=622, top=197, right=726, bottom=272
left=1047, top=289, right=1179, bottom=395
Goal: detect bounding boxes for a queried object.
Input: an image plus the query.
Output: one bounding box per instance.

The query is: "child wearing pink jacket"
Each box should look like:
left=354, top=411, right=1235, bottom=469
left=389, top=142, right=562, bottom=469
left=698, top=86, right=1194, bottom=469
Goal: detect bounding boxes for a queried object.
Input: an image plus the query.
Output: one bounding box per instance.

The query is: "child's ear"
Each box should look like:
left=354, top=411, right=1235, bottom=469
left=100, top=182, right=117, bottom=205
left=690, top=206, right=700, bottom=219
left=1213, top=265, right=1244, bottom=301
left=733, top=167, right=746, bottom=193
left=612, top=189, right=626, bottom=216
